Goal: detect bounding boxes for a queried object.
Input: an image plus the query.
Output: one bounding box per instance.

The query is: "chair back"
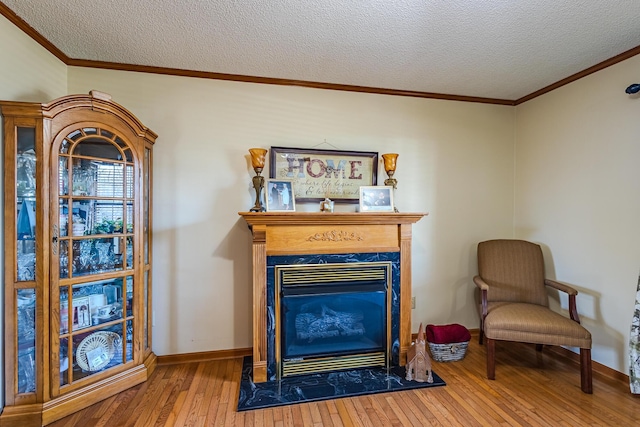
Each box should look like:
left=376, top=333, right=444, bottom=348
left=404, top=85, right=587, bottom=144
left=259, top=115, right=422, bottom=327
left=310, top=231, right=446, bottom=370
left=477, top=239, right=548, bottom=306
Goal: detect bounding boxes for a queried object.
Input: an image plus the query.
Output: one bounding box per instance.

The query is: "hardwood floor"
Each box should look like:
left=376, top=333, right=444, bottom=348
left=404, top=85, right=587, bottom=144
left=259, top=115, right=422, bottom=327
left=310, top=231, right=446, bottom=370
left=49, top=337, right=639, bottom=426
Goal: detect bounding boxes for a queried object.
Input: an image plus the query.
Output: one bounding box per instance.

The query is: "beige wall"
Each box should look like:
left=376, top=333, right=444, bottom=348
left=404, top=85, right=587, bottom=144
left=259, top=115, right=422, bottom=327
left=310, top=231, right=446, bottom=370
left=0, top=15, right=67, bottom=101
left=66, top=67, right=514, bottom=355
left=11, top=9, right=639, bottom=380
left=515, top=54, right=640, bottom=373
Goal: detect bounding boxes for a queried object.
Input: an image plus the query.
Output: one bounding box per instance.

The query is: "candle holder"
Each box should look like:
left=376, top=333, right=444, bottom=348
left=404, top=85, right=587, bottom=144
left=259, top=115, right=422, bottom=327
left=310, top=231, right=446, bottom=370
left=248, top=148, right=268, bottom=212
left=382, top=153, right=399, bottom=212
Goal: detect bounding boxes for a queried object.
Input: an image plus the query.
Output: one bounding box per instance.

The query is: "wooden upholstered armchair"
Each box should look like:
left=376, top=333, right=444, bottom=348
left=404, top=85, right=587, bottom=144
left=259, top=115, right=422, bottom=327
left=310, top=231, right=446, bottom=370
left=474, top=239, right=593, bottom=393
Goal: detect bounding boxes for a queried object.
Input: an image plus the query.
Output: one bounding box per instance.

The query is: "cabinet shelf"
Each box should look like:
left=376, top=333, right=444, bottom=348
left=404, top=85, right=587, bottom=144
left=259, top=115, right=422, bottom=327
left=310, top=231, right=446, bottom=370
left=59, top=315, right=133, bottom=339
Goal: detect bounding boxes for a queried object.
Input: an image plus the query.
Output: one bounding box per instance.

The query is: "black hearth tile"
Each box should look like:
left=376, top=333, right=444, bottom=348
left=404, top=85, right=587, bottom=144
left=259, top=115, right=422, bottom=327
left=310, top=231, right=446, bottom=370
left=237, top=356, right=446, bottom=411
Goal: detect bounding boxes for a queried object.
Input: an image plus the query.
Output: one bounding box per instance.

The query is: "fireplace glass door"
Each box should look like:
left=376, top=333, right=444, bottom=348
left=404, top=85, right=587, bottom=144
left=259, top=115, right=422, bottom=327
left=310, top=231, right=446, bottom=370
left=276, top=262, right=391, bottom=378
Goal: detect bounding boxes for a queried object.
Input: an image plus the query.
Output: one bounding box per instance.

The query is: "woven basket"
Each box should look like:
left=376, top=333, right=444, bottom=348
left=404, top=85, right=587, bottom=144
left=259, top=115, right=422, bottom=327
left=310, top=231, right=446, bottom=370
left=428, top=340, right=469, bottom=362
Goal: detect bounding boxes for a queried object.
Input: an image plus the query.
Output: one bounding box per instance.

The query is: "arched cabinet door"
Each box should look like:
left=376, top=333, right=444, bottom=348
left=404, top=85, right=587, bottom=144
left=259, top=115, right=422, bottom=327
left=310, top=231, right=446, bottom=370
left=1, top=91, right=156, bottom=426
left=50, top=123, right=141, bottom=397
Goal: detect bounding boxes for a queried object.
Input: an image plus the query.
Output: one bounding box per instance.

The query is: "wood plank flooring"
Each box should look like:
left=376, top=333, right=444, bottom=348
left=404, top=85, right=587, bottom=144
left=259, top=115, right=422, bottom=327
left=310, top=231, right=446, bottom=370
left=49, top=338, right=640, bottom=426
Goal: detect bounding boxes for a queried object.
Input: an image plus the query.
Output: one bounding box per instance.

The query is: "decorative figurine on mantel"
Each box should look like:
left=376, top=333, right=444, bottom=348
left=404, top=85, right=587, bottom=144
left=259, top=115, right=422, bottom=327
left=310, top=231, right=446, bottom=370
left=405, top=323, right=433, bottom=383
left=320, top=198, right=334, bottom=213
left=248, top=148, right=268, bottom=212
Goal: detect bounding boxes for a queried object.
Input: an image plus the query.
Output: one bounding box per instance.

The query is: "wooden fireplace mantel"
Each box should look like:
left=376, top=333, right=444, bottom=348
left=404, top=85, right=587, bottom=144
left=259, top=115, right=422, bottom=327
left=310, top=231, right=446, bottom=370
left=239, top=211, right=427, bottom=382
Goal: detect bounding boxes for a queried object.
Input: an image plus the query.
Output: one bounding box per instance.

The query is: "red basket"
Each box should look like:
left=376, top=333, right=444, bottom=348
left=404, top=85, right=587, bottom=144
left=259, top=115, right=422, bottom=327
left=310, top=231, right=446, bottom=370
left=426, top=324, right=470, bottom=362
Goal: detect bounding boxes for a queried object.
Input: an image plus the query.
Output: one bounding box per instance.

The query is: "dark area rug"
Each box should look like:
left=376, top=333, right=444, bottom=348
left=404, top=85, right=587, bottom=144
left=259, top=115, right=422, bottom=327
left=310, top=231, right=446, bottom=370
left=237, top=356, right=446, bottom=411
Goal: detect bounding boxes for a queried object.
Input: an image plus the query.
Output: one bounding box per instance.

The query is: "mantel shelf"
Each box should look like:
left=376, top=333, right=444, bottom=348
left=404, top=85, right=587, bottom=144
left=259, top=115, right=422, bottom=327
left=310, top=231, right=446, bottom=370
left=238, top=211, right=428, bottom=227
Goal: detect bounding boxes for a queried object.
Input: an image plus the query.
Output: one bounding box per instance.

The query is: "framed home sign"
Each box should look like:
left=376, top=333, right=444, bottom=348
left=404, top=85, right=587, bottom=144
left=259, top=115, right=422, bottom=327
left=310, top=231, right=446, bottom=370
left=269, top=146, right=378, bottom=203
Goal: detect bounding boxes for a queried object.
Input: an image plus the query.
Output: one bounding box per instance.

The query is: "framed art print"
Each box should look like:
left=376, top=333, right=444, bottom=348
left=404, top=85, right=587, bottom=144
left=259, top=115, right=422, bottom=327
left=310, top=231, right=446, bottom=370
left=72, top=296, right=91, bottom=331
left=270, top=146, right=378, bottom=204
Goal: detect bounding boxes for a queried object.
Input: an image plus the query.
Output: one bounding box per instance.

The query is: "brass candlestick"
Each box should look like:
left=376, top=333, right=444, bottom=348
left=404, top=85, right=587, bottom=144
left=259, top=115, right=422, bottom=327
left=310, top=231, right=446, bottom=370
left=382, top=153, right=399, bottom=212
left=249, top=148, right=268, bottom=212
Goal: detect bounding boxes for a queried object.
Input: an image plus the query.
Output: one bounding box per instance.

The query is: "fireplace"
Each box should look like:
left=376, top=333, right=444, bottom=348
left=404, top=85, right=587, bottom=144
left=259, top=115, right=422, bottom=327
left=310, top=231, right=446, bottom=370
left=267, top=253, right=400, bottom=380
left=275, top=261, right=393, bottom=378
left=239, top=212, right=426, bottom=383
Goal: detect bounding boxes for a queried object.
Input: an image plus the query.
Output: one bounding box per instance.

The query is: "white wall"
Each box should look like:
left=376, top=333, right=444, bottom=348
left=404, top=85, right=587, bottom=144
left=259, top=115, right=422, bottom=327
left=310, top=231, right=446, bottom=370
left=66, top=67, right=514, bottom=355
left=515, top=54, right=640, bottom=373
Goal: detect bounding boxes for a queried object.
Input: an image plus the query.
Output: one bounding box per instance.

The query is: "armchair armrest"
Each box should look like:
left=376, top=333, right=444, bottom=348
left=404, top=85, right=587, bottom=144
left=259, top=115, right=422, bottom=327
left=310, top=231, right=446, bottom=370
left=544, top=279, right=580, bottom=323
left=544, top=279, right=578, bottom=295
left=473, top=276, right=489, bottom=320
left=473, top=275, right=489, bottom=291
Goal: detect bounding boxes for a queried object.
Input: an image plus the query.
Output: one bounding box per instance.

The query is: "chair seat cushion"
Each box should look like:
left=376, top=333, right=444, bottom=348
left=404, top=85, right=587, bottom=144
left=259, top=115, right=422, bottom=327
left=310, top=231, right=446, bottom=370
left=484, top=302, right=591, bottom=348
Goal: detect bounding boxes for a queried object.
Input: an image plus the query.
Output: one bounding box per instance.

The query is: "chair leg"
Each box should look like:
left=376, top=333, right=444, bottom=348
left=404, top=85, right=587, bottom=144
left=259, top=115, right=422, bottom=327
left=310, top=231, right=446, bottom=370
left=479, top=324, right=484, bottom=345
left=580, top=348, right=593, bottom=394
left=486, top=338, right=495, bottom=380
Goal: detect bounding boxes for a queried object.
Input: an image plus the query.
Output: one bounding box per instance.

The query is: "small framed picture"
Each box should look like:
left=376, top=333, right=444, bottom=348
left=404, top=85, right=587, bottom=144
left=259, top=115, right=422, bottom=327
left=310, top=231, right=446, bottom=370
left=266, top=179, right=296, bottom=212
left=85, top=346, right=110, bottom=371
left=359, top=186, right=394, bottom=212
left=72, top=296, right=91, bottom=331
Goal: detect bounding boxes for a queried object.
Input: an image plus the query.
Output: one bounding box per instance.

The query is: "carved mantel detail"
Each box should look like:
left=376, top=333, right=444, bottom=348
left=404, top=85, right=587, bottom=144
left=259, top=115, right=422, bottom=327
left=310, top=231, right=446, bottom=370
left=307, top=230, right=364, bottom=242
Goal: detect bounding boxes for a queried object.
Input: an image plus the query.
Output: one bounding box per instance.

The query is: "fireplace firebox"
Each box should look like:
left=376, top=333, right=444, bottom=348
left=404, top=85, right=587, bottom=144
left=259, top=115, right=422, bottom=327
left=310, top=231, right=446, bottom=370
left=277, top=262, right=391, bottom=378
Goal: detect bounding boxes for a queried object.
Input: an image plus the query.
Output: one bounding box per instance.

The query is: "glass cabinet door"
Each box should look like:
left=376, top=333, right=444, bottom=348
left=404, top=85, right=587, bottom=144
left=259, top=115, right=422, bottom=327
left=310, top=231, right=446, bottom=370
left=17, top=127, right=37, bottom=281
left=143, top=147, right=151, bottom=352
left=15, top=126, right=38, bottom=395
left=17, top=289, right=36, bottom=394
left=54, top=127, right=137, bottom=391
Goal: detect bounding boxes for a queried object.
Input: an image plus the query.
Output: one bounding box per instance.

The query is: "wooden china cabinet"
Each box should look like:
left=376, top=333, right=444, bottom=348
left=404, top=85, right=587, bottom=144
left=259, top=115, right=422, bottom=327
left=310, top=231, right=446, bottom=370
left=1, top=91, right=156, bottom=426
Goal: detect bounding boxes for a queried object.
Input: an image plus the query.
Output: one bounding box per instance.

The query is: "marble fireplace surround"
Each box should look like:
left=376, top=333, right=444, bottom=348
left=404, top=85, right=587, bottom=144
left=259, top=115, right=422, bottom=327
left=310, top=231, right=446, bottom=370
left=239, top=212, right=426, bottom=383
left=268, top=252, right=399, bottom=381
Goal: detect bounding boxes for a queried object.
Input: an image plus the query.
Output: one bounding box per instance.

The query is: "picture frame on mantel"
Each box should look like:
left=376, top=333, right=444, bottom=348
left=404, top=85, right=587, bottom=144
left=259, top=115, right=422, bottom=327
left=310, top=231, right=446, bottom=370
left=265, top=179, right=296, bottom=212
left=359, top=186, right=395, bottom=212
left=269, top=146, right=378, bottom=203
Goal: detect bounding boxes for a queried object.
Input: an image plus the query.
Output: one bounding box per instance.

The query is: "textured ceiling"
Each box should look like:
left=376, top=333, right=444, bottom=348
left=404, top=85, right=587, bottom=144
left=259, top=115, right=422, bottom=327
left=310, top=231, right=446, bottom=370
left=4, top=0, right=640, bottom=101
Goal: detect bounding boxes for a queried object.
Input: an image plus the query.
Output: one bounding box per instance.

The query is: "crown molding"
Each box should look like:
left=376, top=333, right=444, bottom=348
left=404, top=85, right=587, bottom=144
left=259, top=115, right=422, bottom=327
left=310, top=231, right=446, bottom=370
left=66, top=58, right=515, bottom=105
left=1, top=2, right=638, bottom=106
left=0, top=1, right=68, bottom=62
left=515, top=44, right=640, bottom=105
left=0, top=2, right=510, bottom=105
